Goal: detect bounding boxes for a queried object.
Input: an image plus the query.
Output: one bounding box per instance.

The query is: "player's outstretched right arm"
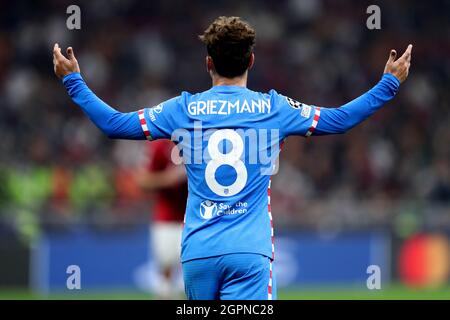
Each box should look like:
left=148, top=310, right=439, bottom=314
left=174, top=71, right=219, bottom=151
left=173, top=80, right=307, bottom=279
left=313, top=45, right=412, bottom=135
left=53, top=44, right=146, bottom=140
left=306, top=45, right=412, bottom=135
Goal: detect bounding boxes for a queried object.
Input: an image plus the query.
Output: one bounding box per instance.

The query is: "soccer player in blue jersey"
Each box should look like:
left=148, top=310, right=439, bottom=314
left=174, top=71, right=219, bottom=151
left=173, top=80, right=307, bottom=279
left=53, top=16, right=412, bottom=300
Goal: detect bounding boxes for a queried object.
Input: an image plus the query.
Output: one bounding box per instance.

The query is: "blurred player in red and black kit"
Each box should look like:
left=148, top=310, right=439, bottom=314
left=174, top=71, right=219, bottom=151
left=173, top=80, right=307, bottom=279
left=136, top=140, right=187, bottom=299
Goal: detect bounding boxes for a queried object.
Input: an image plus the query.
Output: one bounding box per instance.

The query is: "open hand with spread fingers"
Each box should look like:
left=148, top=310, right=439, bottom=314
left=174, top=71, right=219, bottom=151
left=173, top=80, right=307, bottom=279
left=53, top=43, right=80, bottom=78
left=384, top=44, right=413, bottom=83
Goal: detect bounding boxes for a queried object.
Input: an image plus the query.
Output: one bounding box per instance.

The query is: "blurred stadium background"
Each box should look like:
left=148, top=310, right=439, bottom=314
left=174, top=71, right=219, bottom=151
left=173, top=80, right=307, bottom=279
left=0, top=0, right=449, bottom=299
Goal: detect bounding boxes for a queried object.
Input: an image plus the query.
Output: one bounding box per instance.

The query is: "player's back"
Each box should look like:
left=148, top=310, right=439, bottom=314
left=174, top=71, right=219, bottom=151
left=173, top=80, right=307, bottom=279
left=142, top=85, right=318, bottom=262
left=178, top=86, right=278, bottom=262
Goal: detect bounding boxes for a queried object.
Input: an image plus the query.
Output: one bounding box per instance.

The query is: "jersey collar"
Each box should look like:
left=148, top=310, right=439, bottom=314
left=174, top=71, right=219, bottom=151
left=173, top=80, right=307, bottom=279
left=209, top=85, right=248, bottom=93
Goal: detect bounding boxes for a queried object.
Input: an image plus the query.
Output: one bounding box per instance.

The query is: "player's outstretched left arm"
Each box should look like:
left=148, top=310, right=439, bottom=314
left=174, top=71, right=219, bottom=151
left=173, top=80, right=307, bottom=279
left=53, top=44, right=146, bottom=140
left=313, top=45, right=412, bottom=135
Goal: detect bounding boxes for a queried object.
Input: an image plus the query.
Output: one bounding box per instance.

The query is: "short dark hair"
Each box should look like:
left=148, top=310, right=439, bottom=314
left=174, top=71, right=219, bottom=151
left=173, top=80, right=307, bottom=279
left=199, top=16, right=256, bottom=78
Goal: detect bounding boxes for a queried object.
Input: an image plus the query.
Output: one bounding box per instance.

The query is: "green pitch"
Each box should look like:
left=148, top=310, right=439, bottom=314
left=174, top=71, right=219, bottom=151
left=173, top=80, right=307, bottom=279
left=0, top=284, right=449, bottom=300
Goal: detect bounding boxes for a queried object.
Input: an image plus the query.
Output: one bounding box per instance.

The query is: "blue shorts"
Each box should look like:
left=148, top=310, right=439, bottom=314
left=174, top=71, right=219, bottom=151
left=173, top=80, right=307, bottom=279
left=182, top=253, right=276, bottom=300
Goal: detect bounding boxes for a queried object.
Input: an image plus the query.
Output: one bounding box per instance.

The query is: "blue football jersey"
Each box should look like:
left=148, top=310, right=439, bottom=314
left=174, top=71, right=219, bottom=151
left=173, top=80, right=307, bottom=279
left=140, top=85, right=320, bottom=262
left=63, top=71, right=399, bottom=265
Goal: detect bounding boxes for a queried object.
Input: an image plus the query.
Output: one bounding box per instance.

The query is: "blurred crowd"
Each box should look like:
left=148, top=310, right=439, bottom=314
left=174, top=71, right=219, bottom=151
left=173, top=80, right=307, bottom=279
left=0, top=0, right=449, bottom=237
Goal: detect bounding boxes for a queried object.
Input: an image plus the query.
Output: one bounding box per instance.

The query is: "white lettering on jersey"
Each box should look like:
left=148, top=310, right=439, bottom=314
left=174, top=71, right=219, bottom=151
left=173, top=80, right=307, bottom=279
left=187, top=99, right=271, bottom=116
left=147, top=103, right=163, bottom=122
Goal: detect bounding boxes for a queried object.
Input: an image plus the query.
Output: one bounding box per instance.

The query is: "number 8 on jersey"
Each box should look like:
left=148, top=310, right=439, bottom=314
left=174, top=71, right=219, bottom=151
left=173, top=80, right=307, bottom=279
left=205, top=129, right=248, bottom=197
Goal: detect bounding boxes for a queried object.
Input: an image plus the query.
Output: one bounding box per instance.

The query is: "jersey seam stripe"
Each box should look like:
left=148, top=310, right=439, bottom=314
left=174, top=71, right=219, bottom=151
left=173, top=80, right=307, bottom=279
left=268, top=178, right=274, bottom=260
left=305, top=107, right=321, bottom=137
left=138, top=109, right=153, bottom=140
left=267, top=177, right=274, bottom=300
left=268, top=260, right=273, bottom=300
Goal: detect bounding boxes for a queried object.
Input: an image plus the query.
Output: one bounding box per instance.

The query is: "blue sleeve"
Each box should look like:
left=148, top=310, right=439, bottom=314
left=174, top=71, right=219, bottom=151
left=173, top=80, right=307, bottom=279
left=140, top=95, right=184, bottom=140
left=62, top=72, right=145, bottom=140
left=272, top=90, right=320, bottom=138
left=314, top=73, right=400, bottom=135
